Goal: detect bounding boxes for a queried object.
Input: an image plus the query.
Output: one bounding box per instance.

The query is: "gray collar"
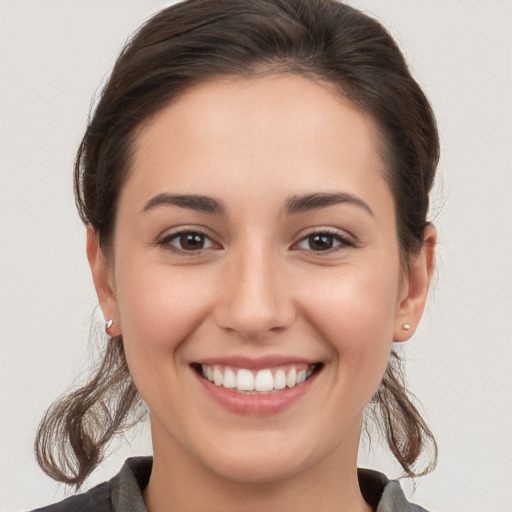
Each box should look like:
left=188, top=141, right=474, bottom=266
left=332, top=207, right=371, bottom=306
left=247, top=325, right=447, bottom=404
left=111, top=457, right=428, bottom=512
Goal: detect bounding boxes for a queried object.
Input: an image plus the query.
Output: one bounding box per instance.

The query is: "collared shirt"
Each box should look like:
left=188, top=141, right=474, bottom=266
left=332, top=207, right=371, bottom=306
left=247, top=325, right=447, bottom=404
left=31, top=457, right=429, bottom=512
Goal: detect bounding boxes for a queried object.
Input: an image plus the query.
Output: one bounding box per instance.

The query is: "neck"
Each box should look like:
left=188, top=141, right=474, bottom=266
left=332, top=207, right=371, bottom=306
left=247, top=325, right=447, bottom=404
left=143, top=421, right=372, bottom=512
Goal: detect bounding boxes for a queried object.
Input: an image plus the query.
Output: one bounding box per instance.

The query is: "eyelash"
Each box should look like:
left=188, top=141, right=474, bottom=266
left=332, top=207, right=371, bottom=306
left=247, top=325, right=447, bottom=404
left=158, top=229, right=217, bottom=254
left=157, top=228, right=356, bottom=254
left=293, top=229, right=356, bottom=253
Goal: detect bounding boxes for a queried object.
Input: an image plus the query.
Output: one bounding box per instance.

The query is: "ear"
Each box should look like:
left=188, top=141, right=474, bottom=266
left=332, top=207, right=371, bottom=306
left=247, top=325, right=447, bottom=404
left=393, top=225, right=436, bottom=342
left=86, top=226, right=122, bottom=336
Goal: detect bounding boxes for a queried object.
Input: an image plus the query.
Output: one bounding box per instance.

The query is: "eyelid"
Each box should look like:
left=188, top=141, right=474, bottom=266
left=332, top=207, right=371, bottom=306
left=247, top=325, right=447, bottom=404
left=157, top=226, right=222, bottom=253
left=291, top=227, right=356, bottom=252
left=155, top=225, right=356, bottom=254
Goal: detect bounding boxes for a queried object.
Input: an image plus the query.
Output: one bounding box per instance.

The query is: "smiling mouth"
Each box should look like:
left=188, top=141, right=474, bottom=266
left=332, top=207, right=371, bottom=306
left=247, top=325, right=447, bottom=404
left=192, top=363, right=323, bottom=394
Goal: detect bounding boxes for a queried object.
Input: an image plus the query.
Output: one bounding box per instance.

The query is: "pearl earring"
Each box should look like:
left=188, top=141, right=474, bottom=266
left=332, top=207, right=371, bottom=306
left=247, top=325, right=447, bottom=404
left=105, top=319, right=114, bottom=333
left=402, top=323, right=411, bottom=331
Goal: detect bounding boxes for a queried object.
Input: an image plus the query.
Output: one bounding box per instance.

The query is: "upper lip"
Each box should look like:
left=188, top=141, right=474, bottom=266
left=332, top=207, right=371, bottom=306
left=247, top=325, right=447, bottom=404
left=192, top=355, right=320, bottom=370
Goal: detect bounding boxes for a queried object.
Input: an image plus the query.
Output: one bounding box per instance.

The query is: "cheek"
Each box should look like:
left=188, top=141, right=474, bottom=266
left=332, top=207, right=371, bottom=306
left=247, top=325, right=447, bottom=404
left=299, top=266, right=400, bottom=388
left=114, top=263, right=215, bottom=357
left=303, top=266, right=399, bottom=334
left=112, top=262, right=219, bottom=429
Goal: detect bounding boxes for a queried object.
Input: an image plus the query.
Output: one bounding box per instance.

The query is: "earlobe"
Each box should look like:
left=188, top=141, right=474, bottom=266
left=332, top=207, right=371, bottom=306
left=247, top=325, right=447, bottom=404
left=393, top=226, right=437, bottom=342
left=86, top=226, right=122, bottom=336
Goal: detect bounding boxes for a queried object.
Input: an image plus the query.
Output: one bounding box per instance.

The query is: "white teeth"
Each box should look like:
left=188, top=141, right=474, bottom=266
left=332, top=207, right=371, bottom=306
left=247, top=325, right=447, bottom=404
left=236, top=369, right=255, bottom=391
left=274, top=369, right=287, bottom=390
left=200, top=364, right=317, bottom=392
left=296, top=369, right=306, bottom=384
left=213, top=366, right=223, bottom=386
left=286, top=368, right=297, bottom=388
left=254, top=369, right=274, bottom=391
left=223, top=368, right=237, bottom=388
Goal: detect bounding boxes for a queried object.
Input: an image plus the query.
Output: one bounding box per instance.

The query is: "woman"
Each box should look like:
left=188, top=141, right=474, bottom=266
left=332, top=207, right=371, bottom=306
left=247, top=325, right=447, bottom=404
left=32, top=0, right=439, bottom=510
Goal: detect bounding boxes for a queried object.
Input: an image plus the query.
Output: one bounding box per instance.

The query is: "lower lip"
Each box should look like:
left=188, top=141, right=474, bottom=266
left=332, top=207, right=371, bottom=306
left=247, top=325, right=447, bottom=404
left=194, top=369, right=319, bottom=416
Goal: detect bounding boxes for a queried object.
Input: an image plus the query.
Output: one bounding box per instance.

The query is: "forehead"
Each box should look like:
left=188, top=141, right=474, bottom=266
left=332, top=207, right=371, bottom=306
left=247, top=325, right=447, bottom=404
left=125, top=73, right=390, bottom=213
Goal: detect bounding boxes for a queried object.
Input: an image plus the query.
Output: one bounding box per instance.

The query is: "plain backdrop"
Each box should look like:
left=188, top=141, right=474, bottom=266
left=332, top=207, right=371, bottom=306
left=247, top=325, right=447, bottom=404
left=1, top=1, right=511, bottom=511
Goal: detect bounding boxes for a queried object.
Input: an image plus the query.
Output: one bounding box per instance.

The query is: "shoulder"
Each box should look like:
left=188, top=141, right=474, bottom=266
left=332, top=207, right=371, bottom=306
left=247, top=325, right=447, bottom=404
left=358, top=468, right=430, bottom=512
left=29, top=480, right=113, bottom=512
left=29, top=457, right=153, bottom=512
left=378, top=480, right=429, bottom=512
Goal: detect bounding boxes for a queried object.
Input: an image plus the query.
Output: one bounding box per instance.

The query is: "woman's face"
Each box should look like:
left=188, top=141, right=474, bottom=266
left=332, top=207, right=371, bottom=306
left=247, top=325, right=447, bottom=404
left=90, top=74, right=431, bottom=483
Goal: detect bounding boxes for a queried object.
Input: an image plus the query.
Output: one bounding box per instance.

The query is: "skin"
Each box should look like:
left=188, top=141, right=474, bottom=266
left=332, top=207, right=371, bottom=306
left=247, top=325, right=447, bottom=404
left=88, top=74, right=436, bottom=512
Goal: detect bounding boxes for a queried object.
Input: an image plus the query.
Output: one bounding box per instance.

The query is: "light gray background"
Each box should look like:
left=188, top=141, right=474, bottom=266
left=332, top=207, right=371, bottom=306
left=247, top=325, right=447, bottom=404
left=1, top=1, right=511, bottom=511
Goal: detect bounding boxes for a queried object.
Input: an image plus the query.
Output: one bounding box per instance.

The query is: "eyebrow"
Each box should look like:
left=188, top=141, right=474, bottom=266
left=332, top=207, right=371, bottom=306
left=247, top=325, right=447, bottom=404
left=141, top=193, right=226, bottom=215
left=141, top=191, right=373, bottom=217
left=285, top=192, right=374, bottom=216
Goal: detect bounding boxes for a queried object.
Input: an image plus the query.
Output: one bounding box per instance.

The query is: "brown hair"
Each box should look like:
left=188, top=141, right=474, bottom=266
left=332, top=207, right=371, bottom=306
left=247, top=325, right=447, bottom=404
left=36, top=0, right=439, bottom=488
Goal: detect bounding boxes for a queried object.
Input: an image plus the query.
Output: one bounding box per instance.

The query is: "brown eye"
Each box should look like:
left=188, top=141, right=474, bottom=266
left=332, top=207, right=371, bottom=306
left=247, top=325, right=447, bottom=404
left=308, top=234, right=334, bottom=251
left=295, top=231, right=355, bottom=252
left=179, top=233, right=206, bottom=250
left=161, top=231, right=216, bottom=252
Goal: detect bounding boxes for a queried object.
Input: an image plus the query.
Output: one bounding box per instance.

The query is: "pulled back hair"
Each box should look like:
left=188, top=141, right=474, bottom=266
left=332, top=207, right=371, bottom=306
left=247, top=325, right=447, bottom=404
left=36, top=0, right=439, bottom=488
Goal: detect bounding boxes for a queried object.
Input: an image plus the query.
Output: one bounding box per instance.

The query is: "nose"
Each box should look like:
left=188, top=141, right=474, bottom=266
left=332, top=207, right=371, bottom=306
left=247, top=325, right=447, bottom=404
left=214, top=247, right=296, bottom=341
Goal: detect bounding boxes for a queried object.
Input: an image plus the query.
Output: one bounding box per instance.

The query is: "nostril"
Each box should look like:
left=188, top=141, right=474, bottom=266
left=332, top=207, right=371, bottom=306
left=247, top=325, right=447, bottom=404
left=214, top=301, right=296, bottom=341
left=213, top=265, right=296, bottom=339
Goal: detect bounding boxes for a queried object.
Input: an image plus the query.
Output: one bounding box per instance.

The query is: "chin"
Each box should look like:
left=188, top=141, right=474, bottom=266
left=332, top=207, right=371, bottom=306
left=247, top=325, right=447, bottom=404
left=188, top=425, right=332, bottom=485
left=205, top=447, right=308, bottom=484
